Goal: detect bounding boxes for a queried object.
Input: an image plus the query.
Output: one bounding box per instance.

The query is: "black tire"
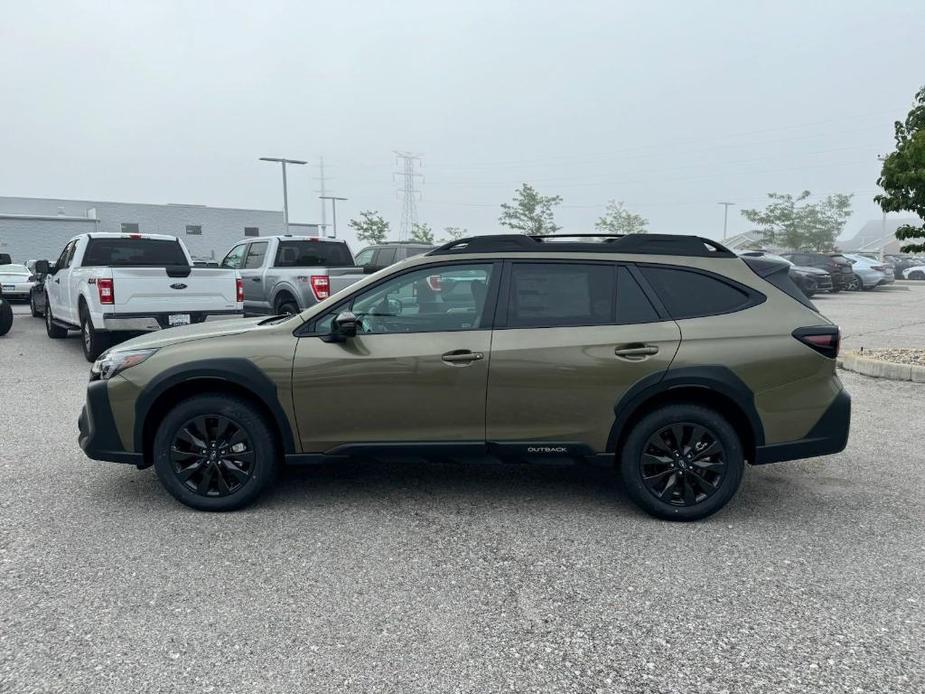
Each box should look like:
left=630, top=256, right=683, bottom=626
left=80, top=308, right=110, bottom=362
left=29, top=291, right=42, bottom=318
left=153, top=395, right=278, bottom=511
left=275, top=295, right=299, bottom=316
left=45, top=297, right=67, bottom=338
left=619, top=404, right=744, bottom=521
left=0, top=299, right=12, bottom=337
left=909, top=271, right=925, bottom=281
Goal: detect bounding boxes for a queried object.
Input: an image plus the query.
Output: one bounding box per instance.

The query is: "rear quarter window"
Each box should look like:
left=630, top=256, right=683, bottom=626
left=640, top=266, right=758, bottom=319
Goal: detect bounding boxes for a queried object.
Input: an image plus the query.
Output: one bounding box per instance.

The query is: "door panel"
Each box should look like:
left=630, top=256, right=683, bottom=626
left=292, top=331, right=492, bottom=451
left=486, top=322, right=680, bottom=451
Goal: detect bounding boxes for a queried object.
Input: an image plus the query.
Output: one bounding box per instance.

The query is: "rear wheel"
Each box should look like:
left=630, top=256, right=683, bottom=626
left=846, top=275, right=862, bottom=291
left=0, top=299, right=12, bottom=336
left=275, top=295, right=299, bottom=316
left=80, top=309, right=110, bottom=362
left=153, top=395, right=278, bottom=511
left=620, top=404, right=744, bottom=521
left=909, top=271, right=925, bottom=281
left=45, top=297, right=67, bottom=338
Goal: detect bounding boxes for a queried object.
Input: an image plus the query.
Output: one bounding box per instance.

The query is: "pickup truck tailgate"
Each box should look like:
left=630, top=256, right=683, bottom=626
left=108, top=268, right=240, bottom=312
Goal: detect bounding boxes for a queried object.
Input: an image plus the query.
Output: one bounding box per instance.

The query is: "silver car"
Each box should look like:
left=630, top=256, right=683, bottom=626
left=844, top=254, right=894, bottom=290
left=0, top=264, right=36, bottom=301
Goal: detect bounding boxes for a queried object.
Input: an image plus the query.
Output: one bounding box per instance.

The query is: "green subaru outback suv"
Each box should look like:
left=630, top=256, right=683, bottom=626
left=78, top=234, right=850, bottom=520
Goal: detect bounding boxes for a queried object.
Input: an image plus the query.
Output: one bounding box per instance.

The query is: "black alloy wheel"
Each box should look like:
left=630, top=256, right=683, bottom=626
left=170, top=414, right=256, bottom=498
left=640, top=423, right=726, bottom=507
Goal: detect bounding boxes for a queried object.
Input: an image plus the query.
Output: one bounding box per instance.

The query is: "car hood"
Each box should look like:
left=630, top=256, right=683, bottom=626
left=791, top=265, right=829, bottom=275
left=112, top=316, right=274, bottom=351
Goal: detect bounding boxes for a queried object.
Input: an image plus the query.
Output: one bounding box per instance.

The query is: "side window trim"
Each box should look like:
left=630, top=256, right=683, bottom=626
left=295, top=260, right=503, bottom=337
left=626, top=264, right=670, bottom=321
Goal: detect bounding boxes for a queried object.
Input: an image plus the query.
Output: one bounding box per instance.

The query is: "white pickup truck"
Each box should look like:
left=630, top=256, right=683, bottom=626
left=38, top=233, right=244, bottom=361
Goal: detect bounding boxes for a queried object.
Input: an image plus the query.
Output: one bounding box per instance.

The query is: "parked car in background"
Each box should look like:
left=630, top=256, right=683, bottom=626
left=77, top=233, right=851, bottom=521
left=902, top=263, right=925, bottom=280
left=886, top=254, right=925, bottom=279
left=843, top=254, right=894, bottom=290
left=38, top=232, right=244, bottom=361
left=0, top=264, right=36, bottom=302
left=737, top=251, right=833, bottom=297
left=354, top=241, right=435, bottom=273
left=221, top=235, right=366, bottom=316
left=780, top=252, right=855, bottom=292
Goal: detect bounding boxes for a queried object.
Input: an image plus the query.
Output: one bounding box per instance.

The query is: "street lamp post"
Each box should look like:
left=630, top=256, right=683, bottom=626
left=319, top=195, right=348, bottom=238
left=717, top=201, right=735, bottom=240
left=259, top=157, right=307, bottom=229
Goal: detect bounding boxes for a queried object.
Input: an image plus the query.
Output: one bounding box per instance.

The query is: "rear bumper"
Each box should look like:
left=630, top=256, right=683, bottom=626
left=101, top=309, right=243, bottom=332
left=753, top=389, right=851, bottom=465
left=78, top=380, right=142, bottom=465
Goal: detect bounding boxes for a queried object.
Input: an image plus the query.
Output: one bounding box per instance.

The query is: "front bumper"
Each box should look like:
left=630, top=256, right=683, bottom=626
left=753, top=388, right=851, bottom=465
left=101, top=309, right=243, bottom=332
left=78, top=380, right=142, bottom=465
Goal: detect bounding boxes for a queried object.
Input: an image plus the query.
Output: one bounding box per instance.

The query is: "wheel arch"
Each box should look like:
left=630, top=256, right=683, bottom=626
left=607, top=366, right=764, bottom=463
left=271, top=283, right=301, bottom=311
left=135, top=359, right=296, bottom=468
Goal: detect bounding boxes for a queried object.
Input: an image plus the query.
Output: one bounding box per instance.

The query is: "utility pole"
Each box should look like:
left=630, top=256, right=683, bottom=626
left=314, top=156, right=330, bottom=235
left=260, top=157, right=307, bottom=229
left=717, top=201, right=735, bottom=240
left=394, top=151, right=423, bottom=241
left=319, top=196, right=348, bottom=238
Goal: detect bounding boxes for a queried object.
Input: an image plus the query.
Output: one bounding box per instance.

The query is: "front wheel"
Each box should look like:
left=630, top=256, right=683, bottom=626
left=45, top=298, right=67, bottom=338
left=275, top=297, right=299, bottom=316
left=153, top=395, right=279, bottom=511
left=846, top=275, right=862, bottom=291
left=619, top=404, right=744, bottom=521
left=30, top=291, right=42, bottom=318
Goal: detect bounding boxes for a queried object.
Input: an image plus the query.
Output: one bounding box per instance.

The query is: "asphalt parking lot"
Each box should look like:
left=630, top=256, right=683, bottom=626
left=1, top=290, right=923, bottom=694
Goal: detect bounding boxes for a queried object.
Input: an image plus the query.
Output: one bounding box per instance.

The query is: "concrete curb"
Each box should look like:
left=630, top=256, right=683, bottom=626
left=838, top=350, right=925, bottom=382
left=877, top=284, right=910, bottom=291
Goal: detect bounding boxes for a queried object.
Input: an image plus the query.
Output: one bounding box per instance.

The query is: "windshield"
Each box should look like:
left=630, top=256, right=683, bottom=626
left=274, top=240, right=355, bottom=268
left=82, top=238, right=188, bottom=267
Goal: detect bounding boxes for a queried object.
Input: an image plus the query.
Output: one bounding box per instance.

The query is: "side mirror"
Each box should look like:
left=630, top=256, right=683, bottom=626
left=363, top=264, right=382, bottom=275
left=34, top=259, right=50, bottom=277
left=322, top=311, right=359, bottom=342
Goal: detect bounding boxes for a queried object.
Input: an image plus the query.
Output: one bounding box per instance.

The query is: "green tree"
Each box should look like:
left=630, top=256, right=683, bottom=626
left=498, top=183, right=562, bottom=235
left=740, top=191, right=852, bottom=251
left=410, top=222, right=435, bottom=244
left=594, top=200, right=648, bottom=234
left=348, top=210, right=390, bottom=244
left=876, top=85, right=925, bottom=253
left=442, top=226, right=468, bottom=242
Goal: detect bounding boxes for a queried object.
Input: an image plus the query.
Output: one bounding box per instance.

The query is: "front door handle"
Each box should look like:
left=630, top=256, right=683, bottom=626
left=54, top=278, right=60, bottom=284
left=441, top=349, right=484, bottom=365
left=614, top=344, right=659, bottom=359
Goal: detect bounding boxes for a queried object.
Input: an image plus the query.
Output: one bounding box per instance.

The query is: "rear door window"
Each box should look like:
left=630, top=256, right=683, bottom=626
left=640, top=266, right=755, bottom=319
left=373, top=247, right=397, bottom=267
left=243, top=242, right=268, bottom=269
left=275, top=241, right=355, bottom=267
left=506, top=262, right=615, bottom=328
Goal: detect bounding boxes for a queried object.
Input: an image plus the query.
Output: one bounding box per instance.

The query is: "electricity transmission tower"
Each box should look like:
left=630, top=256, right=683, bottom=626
left=394, top=151, right=423, bottom=241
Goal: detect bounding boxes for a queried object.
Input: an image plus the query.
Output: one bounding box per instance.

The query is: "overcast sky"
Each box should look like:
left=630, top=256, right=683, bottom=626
left=1, top=1, right=923, bottom=250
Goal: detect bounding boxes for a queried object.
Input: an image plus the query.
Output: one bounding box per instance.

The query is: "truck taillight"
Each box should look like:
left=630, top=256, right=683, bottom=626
left=426, top=275, right=442, bottom=291
left=236, top=277, right=244, bottom=303
left=97, top=278, right=114, bottom=305
left=309, top=275, right=330, bottom=300
left=793, top=326, right=840, bottom=358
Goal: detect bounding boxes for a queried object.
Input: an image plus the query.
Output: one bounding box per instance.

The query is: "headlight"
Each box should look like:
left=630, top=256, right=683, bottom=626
left=91, top=348, right=158, bottom=380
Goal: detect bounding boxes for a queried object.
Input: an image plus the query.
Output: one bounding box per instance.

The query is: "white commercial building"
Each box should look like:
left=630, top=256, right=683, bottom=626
left=0, top=196, right=321, bottom=264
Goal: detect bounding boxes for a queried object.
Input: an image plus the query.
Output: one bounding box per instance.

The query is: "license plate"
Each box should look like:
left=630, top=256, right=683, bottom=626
left=1, top=284, right=13, bottom=291
left=168, top=313, right=191, bottom=327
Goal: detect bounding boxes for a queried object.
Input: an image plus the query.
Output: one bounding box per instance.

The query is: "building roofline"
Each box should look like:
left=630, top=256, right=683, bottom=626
left=0, top=213, right=99, bottom=223
left=0, top=194, right=282, bottom=215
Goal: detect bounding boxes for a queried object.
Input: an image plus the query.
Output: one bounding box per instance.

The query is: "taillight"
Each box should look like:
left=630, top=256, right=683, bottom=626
left=426, top=275, right=442, bottom=292
left=793, top=326, right=840, bottom=358
left=309, top=275, right=330, bottom=300
left=871, top=265, right=886, bottom=272
left=235, top=277, right=244, bottom=303
left=97, top=278, right=114, bottom=305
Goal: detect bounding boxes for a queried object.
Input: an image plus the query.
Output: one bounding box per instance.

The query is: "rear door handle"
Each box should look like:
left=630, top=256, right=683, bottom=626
left=54, top=278, right=60, bottom=284
left=614, top=344, right=659, bottom=358
left=441, top=350, right=484, bottom=365
left=251, top=277, right=261, bottom=282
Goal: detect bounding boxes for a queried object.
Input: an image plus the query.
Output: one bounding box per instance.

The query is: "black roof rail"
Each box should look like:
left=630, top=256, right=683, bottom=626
left=429, top=233, right=736, bottom=258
